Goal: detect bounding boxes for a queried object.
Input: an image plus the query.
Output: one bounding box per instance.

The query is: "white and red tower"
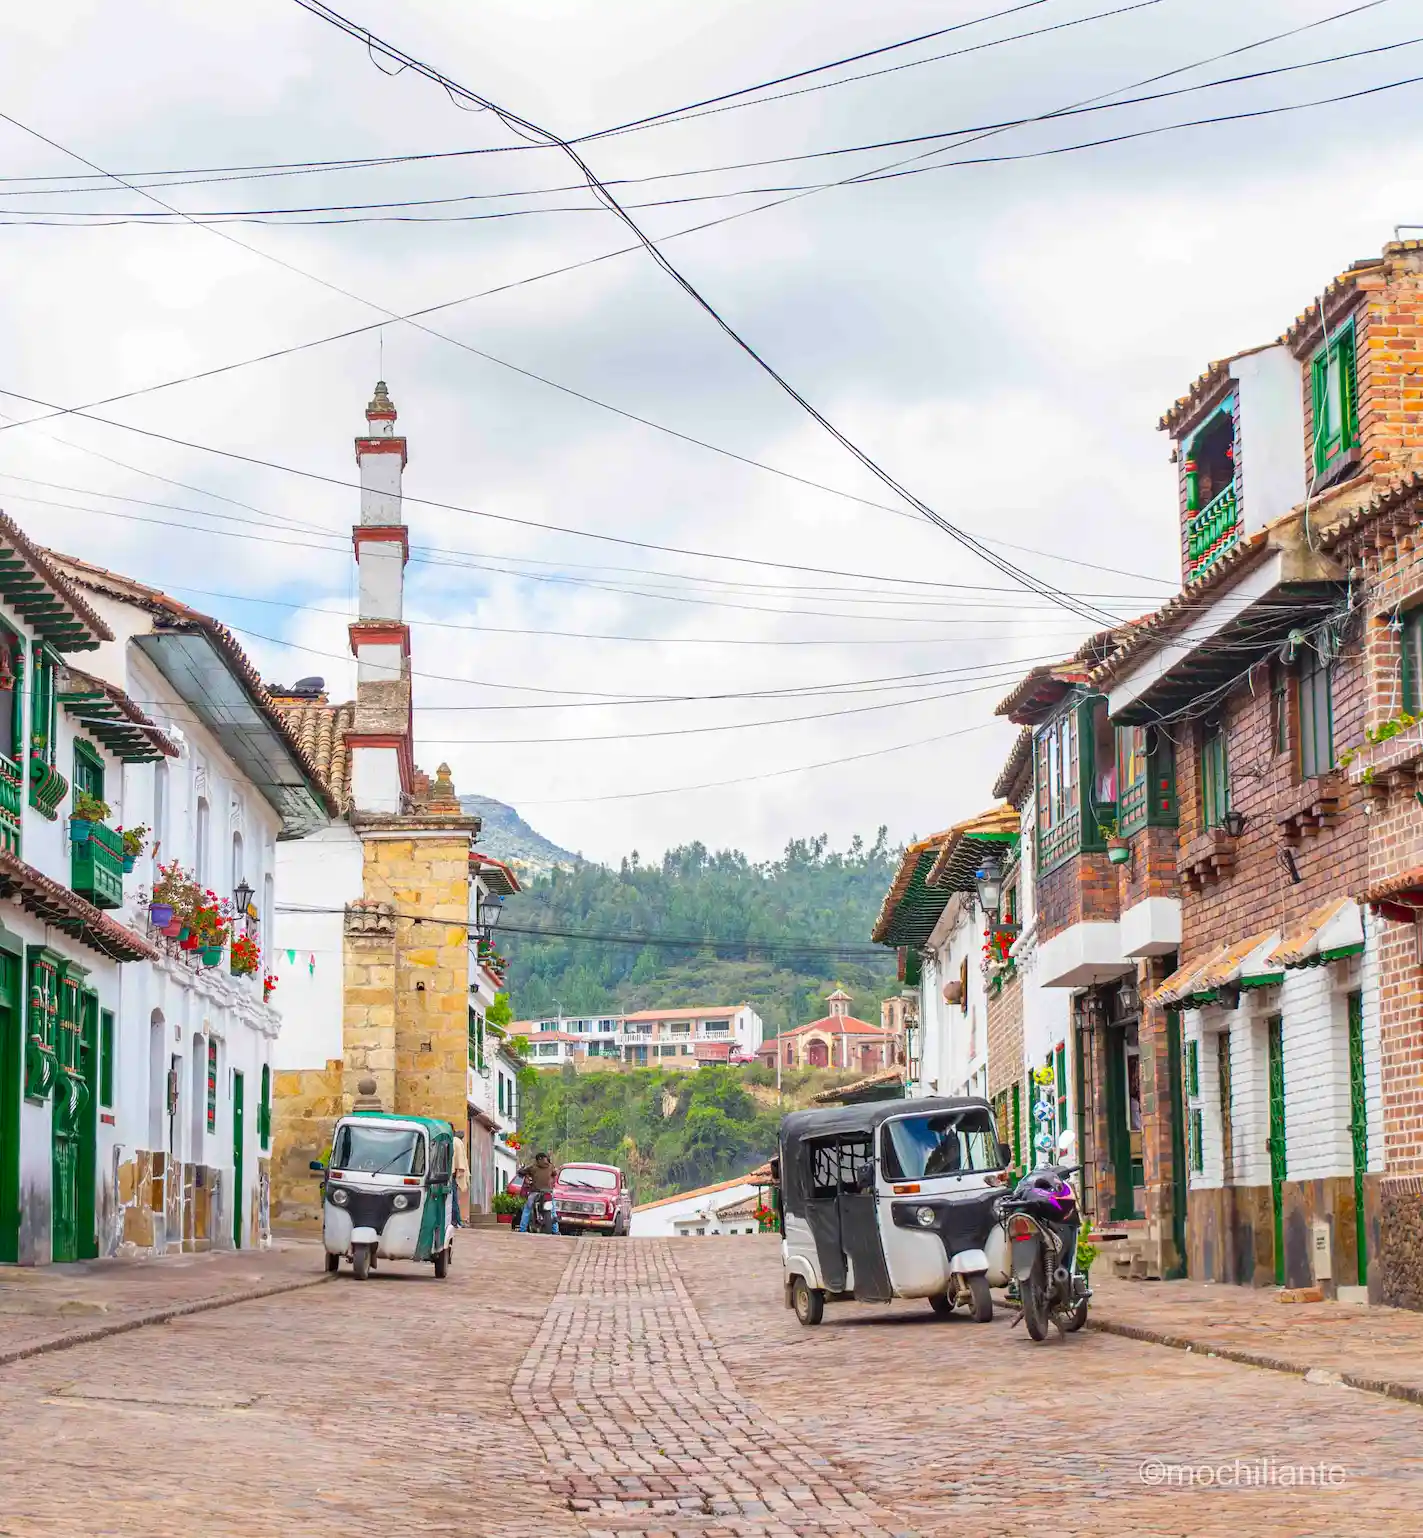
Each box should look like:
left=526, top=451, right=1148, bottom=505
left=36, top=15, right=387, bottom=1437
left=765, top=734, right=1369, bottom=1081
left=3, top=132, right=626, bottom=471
left=347, top=380, right=414, bottom=814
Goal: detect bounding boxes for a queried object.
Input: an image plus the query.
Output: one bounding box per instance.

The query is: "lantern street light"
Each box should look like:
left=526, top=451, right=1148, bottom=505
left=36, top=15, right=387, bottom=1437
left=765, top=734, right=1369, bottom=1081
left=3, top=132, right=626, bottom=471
left=477, top=889, right=504, bottom=942
left=233, top=877, right=255, bottom=924
left=974, top=855, right=1004, bottom=923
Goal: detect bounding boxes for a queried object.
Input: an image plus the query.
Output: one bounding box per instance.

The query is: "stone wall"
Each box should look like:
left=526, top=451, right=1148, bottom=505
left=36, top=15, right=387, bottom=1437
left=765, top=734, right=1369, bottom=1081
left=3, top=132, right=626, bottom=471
left=1379, top=1175, right=1423, bottom=1309
left=358, top=826, right=473, bottom=1132
left=105, top=1151, right=227, bottom=1256
left=270, top=1060, right=343, bottom=1230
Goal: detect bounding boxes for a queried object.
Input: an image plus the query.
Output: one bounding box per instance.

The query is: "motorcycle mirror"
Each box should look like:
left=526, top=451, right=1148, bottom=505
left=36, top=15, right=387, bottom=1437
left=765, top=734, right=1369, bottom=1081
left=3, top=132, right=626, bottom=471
left=309, top=1160, right=326, bottom=1173
left=1057, top=1129, right=1076, bottom=1155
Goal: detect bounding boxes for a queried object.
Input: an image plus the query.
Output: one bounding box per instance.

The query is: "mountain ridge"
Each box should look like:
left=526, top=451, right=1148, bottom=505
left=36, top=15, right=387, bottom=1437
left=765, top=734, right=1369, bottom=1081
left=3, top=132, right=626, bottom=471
left=461, top=794, right=580, bottom=879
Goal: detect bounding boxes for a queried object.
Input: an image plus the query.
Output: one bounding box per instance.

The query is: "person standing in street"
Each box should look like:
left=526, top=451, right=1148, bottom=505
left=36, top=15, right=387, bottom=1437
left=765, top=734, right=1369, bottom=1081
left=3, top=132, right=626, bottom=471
left=451, top=1130, right=470, bottom=1228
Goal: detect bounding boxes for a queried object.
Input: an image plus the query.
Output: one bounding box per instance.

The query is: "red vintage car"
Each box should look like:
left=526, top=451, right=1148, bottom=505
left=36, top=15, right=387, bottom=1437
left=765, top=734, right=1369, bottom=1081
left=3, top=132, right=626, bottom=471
left=552, top=1162, right=633, bottom=1237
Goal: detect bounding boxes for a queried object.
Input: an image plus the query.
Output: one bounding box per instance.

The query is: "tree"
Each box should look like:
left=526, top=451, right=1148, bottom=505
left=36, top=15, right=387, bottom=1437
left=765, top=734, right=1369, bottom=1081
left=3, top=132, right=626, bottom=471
left=488, top=992, right=513, bottom=1027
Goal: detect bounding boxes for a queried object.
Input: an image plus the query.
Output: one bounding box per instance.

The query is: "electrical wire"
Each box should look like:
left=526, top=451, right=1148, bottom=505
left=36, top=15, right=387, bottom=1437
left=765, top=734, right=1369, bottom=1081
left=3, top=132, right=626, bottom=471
left=20, top=33, right=1417, bottom=223
left=291, top=1, right=1123, bottom=630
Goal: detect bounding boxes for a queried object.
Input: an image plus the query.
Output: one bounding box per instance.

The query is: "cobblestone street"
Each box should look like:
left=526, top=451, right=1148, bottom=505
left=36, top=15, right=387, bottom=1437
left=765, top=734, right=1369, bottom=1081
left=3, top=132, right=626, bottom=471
left=1, top=1234, right=1420, bottom=1536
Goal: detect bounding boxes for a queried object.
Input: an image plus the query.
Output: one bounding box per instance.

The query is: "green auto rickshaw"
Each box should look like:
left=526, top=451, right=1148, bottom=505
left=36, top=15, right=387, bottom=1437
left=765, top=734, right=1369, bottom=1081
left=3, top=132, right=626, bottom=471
left=316, top=1111, right=456, bottom=1281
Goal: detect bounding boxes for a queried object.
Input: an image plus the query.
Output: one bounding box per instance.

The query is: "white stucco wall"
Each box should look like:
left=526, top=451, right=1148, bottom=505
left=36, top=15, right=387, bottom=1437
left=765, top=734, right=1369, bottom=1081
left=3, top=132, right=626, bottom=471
left=357, top=542, right=404, bottom=622
left=351, top=746, right=402, bottom=814
left=359, top=449, right=403, bottom=524
left=1231, top=345, right=1307, bottom=536
left=630, top=1180, right=759, bottom=1237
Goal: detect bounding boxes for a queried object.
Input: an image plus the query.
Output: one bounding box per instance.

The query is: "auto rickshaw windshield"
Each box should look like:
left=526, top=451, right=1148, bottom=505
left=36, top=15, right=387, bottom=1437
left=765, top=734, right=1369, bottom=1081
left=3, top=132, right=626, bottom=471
left=332, top=1123, right=427, bottom=1176
left=882, top=1108, right=1002, bottom=1180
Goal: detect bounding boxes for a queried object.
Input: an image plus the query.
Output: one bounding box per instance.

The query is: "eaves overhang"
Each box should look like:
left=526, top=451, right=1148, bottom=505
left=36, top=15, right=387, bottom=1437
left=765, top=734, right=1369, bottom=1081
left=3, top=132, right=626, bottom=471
left=1101, top=531, right=1346, bottom=727
left=135, top=629, right=332, bottom=838
left=871, top=835, right=952, bottom=949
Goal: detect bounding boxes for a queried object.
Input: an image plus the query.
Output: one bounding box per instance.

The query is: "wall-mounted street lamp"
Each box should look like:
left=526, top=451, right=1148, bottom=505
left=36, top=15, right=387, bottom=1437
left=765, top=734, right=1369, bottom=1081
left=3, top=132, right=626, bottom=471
left=1222, top=809, right=1248, bottom=839
left=233, top=877, right=255, bottom=922
left=974, top=856, right=1004, bottom=922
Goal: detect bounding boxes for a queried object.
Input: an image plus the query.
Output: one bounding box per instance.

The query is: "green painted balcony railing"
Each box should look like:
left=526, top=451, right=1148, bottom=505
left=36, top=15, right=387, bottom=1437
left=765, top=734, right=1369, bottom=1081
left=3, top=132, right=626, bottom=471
left=71, top=820, right=124, bottom=910
left=0, top=752, right=21, bottom=856
left=28, top=753, right=68, bottom=821
left=1186, top=480, right=1239, bottom=577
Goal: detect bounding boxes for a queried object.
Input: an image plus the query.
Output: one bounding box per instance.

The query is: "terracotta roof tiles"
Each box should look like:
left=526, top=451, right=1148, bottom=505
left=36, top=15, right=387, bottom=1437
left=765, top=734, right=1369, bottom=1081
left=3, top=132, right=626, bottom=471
left=270, top=698, right=356, bottom=812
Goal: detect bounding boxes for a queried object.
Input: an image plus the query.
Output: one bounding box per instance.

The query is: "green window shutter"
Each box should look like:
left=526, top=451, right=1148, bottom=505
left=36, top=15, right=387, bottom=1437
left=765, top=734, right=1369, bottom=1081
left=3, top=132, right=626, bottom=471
left=99, top=1009, right=114, bottom=1108
left=1186, top=1039, right=1199, bottom=1099
left=1189, top=1109, right=1204, bottom=1174
left=259, top=1064, right=271, bottom=1149
left=72, top=740, right=105, bottom=804
left=1055, top=1041, right=1068, bottom=1135
left=1405, top=614, right=1423, bottom=717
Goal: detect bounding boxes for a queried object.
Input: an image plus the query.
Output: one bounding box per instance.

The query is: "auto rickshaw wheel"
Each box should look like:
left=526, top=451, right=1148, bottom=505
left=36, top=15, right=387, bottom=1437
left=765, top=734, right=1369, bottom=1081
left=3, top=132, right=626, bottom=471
left=351, top=1243, right=372, bottom=1282
left=968, top=1274, right=993, bottom=1324
left=325, top=1252, right=340, bottom=1274
left=928, top=1292, right=953, bottom=1318
left=792, top=1276, right=824, bottom=1326
left=434, top=1245, right=449, bottom=1279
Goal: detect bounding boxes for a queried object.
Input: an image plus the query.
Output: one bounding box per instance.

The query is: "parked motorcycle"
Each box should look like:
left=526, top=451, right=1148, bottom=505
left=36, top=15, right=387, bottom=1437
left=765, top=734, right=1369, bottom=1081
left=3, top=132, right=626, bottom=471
left=998, top=1133, right=1090, bottom=1341
left=524, top=1188, right=556, bottom=1235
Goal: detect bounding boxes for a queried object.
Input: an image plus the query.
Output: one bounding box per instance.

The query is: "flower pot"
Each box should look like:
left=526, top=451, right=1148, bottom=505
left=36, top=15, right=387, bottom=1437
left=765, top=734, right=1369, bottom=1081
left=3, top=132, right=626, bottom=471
left=161, top=918, right=183, bottom=938
left=122, top=853, right=137, bottom=874
left=1106, top=837, right=1130, bottom=865
left=69, top=819, right=93, bottom=845
left=180, top=932, right=198, bottom=950
left=149, top=903, right=174, bottom=928
left=496, top=1212, right=514, bottom=1225
left=201, top=946, right=222, bottom=967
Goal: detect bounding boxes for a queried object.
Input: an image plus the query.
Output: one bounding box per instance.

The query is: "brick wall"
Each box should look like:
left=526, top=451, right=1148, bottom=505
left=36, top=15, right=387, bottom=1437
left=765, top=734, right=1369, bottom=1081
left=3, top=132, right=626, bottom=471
left=1118, top=823, right=1181, bottom=910
left=1294, top=247, right=1423, bottom=489
left=1174, top=644, right=1367, bottom=970
left=985, top=970, right=1023, bottom=1102
left=1345, top=525, right=1423, bottom=1175
left=1037, top=848, right=1121, bottom=945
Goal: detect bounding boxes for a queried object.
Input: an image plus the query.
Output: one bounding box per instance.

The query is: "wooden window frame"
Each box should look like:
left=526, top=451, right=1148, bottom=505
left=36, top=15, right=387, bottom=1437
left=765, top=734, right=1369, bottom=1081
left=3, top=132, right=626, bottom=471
left=99, top=1007, right=115, bottom=1109
left=1199, top=721, right=1230, bottom=830
left=72, top=739, right=105, bottom=805
left=1310, top=318, right=1359, bottom=478
left=1401, top=609, right=1423, bottom=717
left=1298, top=646, right=1334, bottom=781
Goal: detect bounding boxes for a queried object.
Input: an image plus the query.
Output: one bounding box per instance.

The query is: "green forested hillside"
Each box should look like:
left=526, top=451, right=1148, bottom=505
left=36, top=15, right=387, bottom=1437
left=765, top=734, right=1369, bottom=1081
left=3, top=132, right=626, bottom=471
left=518, top=1064, right=860, bottom=1204
left=502, top=832, right=900, bottom=1034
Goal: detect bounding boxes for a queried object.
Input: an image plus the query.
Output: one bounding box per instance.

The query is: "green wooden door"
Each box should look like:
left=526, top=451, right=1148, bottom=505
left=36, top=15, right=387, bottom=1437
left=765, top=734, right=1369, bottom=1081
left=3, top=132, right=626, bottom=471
left=1267, top=1015, right=1287, bottom=1286
left=1164, top=1009, right=1188, bottom=1279
left=75, top=992, right=98, bottom=1261
left=232, top=1070, right=244, bottom=1250
left=1347, top=990, right=1367, bottom=1287
left=50, top=978, right=94, bottom=1265
left=1104, top=1026, right=1135, bottom=1221
left=0, top=950, right=20, bottom=1264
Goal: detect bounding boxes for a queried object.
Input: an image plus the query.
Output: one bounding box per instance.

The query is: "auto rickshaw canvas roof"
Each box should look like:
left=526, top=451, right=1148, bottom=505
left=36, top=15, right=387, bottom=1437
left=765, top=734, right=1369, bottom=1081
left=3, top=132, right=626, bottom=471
left=780, top=1095, right=992, bottom=1144
left=345, top=1112, right=454, bottom=1138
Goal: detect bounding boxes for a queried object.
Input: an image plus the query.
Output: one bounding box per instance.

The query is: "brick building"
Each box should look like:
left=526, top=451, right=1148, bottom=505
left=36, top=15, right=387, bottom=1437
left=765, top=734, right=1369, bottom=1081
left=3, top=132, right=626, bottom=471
left=1084, top=242, right=1423, bottom=1296
left=1319, top=474, right=1423, bottom=1308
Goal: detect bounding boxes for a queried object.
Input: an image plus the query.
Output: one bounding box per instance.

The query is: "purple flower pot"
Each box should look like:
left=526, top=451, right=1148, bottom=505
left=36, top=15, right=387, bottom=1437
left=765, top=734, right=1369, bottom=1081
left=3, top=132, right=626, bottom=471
left=149, top=903, right=174, bottom=928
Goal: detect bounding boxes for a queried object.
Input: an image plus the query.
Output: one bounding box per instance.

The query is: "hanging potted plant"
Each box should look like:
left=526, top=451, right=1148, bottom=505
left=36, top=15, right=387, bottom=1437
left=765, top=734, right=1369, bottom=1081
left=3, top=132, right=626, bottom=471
left=69, top=790, right=110, bottom=845
left=262, top=972, right=279, bottom=1003
left=1099, top=819, right=1131, bottom=865
left=191, top=891, right=232, bottom=967
left=149, top=860, right=194, bottom=930
left=119, top=823, right=149, bottom=874
left=230, top=932, right=261, bottom=978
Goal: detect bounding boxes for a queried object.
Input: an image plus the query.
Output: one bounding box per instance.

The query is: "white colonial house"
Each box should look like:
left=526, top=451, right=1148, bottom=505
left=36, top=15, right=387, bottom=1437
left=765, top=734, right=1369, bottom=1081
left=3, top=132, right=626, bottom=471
left=629, top=1171, right=772, bottom=1237
left=466, top=853, right=522, bottom=1210
left=0, top=518, right=330, bottom=1265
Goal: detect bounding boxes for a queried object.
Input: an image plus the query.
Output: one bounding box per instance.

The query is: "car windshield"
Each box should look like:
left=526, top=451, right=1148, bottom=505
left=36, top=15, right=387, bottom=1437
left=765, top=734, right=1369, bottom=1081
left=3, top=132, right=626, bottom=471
left=332, top=1123, right=426, bottom=1176
left=881, top=1110, right=1002, bottom=1180
left=558, top=1166, right=619, bottom=1190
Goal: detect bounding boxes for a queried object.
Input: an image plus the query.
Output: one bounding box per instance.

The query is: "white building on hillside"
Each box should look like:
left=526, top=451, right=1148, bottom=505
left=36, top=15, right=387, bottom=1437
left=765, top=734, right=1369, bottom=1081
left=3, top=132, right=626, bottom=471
left=630, top=1172, right=772, bottom=1237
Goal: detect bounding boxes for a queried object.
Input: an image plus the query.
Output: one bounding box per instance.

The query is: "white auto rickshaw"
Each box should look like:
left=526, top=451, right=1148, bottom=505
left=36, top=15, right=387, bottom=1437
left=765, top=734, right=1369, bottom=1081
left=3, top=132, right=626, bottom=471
left=778, top=1097, right=1013, bottom=1325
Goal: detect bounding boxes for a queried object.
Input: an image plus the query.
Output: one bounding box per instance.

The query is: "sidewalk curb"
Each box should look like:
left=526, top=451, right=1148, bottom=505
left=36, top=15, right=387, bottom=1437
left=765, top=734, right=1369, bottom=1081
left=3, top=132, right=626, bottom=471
left=1088, top=1316, right=1423, bottom=1408
left=0, top=1271, right=334, bottom=1370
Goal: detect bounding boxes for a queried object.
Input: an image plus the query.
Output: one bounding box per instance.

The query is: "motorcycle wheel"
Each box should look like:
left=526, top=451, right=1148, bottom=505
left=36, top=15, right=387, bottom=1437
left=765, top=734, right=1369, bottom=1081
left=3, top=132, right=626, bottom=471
left=1063, top=1297, right=1089, bottom=1333
left=928, top=1292, right=953, bottom=1318
left=1021, top=1266, right=1049, bottom=1341
left=792, top=1276, right=825, bottom=1326
left=968, top=1274, right=993, bottom=1324
left=351, top=1244, right=371, bottom=1282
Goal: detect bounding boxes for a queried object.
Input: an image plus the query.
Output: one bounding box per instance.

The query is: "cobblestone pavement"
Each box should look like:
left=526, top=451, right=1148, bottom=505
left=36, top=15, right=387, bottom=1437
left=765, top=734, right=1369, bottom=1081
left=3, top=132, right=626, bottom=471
left=0, top=1238, right=325, bottom=1360
left=2, top=1233, right=1421, bottom=1536
left=1088, top=1271, right=1423, bottom=1399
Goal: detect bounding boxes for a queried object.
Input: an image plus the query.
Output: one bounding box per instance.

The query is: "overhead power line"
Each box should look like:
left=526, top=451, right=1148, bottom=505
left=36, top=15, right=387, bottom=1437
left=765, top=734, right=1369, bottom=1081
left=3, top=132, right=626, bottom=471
left=21, top=33, right=1419, bottom=224
left=290, top=0, right=1121, bottom=629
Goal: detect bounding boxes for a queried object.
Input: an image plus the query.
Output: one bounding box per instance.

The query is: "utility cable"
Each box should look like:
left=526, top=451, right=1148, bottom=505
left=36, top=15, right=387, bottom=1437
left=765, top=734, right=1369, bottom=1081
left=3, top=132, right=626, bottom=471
left=290, top=0, right=1121, bottom=628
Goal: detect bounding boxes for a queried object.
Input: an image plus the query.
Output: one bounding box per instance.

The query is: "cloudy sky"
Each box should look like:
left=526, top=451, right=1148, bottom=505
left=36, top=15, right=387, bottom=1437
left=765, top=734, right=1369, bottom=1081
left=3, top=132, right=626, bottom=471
left=1, top=0, right=1420, bottom=865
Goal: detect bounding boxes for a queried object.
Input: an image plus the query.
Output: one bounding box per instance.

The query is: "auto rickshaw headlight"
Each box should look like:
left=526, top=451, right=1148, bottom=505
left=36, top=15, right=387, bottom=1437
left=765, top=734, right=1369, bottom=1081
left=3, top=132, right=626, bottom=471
left=329, top=1186, right=349, bottom=1207
left=392, top=1193, right=410, bottom=1210
left=915, top=1206, right=937, bottom=1228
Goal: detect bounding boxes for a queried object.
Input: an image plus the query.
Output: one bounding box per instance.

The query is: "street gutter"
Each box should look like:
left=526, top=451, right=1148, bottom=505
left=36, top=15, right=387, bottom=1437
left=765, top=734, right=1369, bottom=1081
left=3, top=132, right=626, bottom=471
left=0, top=1271, right=335, bottom=1370
left=1087, top=1316, right=1423, bottom=1408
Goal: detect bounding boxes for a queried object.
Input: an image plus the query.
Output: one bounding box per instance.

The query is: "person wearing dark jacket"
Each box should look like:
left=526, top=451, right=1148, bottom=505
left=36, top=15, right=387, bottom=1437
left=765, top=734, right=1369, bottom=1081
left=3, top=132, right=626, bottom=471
left=517, top=1151, right=560, bottom=1234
